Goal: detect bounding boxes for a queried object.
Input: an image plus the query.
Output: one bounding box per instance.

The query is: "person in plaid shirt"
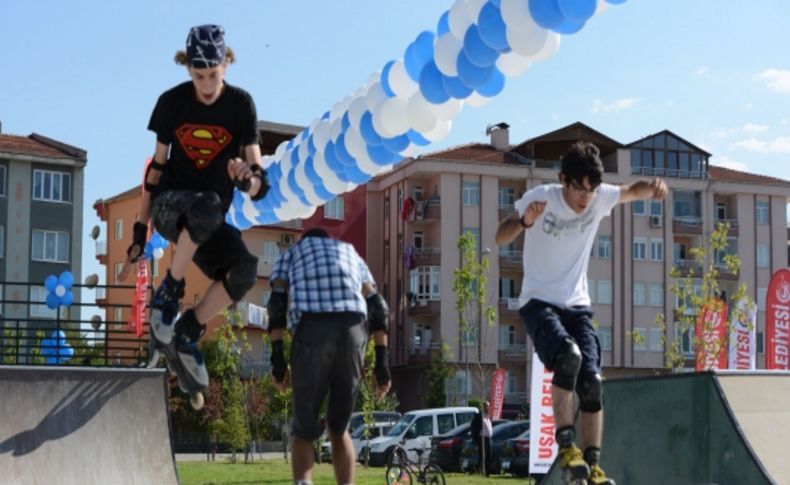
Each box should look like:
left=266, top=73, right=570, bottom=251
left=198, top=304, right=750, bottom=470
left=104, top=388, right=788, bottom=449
left=267, top=227, right=391, bottom=485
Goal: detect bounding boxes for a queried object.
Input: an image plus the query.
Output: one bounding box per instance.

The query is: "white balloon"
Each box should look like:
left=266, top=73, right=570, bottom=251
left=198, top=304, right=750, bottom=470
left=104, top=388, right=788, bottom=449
left=280, top=149, right=293, bottom=175
left=348, top=96, right=369, bottom=130
left=153, top=247, right=164, bottom=260
left=466, top=91, right=492, bottom=108
left=330, top=116, right=344, bottom=141
left=376, top=164, right=394, bottom=176
left=260, top=155, right=275, bottom=169
left=407, top=92, right=438, bottom=133
left=241, top=192, right=262, bottom=224
left=377, top=97, right=410, bottom=136
left=465, top=0, right=488, bottom=22
left=329, top=99, right=345, bottom=122
left=292, top=203, right=318, bottom=220
left=434, top=33, right=463, bottom=77
left=427, top=97, right=463, bottom=121
left=496, top=50, right=533, bottom=76
left=273, top=202, right=298, bottom=223
left=500, top=0, right=538, bottom=34
left=506, top=24, right=548, bottom=57
left=366, top=71, right=380, bottom=88
left=401, top=143, right=423, bottom=158
left=273, top=140, right=288, bottom=162
left=595, top=0, right=610, bottom=16
left=366, top=82, right=388, bottom=112
left=298, top=138, right=310, bottom=162
left=423, top=119, right=452, bottom=142
left=55, top=285, right=65, bottom=297
left=448, top=0, right=473, bottom=40
left=344, top=126, right=369, bottom=160
left=388, top=60, right=419, bottom=98
left=313, top=151, right=350, bottom=195
left=312, top=120, right=332, bottom=151
left=295, top=161, right=322, bottom=205
left=532, top=32, right=561, bottom=62
left=372, top=104, right=397, bottom=139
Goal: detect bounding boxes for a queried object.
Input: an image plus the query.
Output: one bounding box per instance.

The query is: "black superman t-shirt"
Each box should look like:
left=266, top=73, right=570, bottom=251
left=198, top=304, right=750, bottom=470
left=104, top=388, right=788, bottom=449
left=148, top=81, right=259, bottom=211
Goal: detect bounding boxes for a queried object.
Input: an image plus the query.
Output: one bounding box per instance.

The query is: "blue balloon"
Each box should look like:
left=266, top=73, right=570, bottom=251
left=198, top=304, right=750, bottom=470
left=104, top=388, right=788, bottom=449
left=233, top=205, right=254, bottom=229
left=407, top=129, right=431, bottom=146
left=443, top=74, right=475, bottom=99
left=478, top=2, right=510, bottom=52
left=557, top=0, right=596, bottom=21
left=321, top=110, right=330, bottom=121
left=44, top=275, right=58, bottom=292
left=457, top=50, right=496, bottom=88
left=334, top=135, right=357, bottom=167
left=341, top=112, right=351, bottom=132
left=605, top=0, right=626, bottom=4
left=307, top=135, right=317, bottom=156
left=46, top=292, right=59, bottom=310
left=437, top=11, right=450, bottom=36
left=528, top=0, right=566, bottom=29
left=312, top=178, right=335, bottom=201
left=419, top=61, right=451, bottom=104
left=61, top=291, right=74, bottom=307
left=287, top=169, right=310, bottom=207
left=59, top=271, right=74, bottom=288
left=367, top=144, right=400, bottom=166
left=286, top=139, right=294, bottom=151
left=553, top=17, right=586, bottom=34
left=300, top=127, right=310, bottom=141
left=463, top=25, right=499, bottom=67
left=304, top=156, right=323, bottom=186
left=381, top=60, right=397, bottom=98
left=477, top=66, right=506, bottom=97
left=258, top=211, right=279, bottom=225
left=381, top=134, right=410, bottom=154
left=491, top=0, right=501, bottom=6
left=144, top=242, right=154, bottom=259
left=344, top=162, right=372, bottom=185
left=325, top=142, right=351, bottom=182
left=403, top=43, right=421, bottom=82
left=55, top=330, right=67, bottom=340
left=412, top=31, right=435, bottom=68
left=360, top=112, right=383, bottom=147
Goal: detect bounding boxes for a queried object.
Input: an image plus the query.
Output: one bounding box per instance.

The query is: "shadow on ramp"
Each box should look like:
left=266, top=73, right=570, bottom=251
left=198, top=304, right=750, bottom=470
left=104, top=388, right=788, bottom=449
left=540, top=371, right=790, bottom=485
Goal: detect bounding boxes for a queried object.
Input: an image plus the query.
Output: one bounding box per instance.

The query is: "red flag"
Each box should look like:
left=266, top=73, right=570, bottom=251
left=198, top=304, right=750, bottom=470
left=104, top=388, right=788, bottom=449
left=765, top=268, right=790, bottom=370
left=128, top=158, right=153, bottom=337
left=695, top=300, right=728, bottom=371
left=489, top=368, right=506, bottom=420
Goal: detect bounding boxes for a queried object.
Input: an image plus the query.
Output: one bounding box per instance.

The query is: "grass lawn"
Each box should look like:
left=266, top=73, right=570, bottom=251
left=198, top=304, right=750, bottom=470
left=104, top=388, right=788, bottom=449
left=177, top=459, right=534, bottom=484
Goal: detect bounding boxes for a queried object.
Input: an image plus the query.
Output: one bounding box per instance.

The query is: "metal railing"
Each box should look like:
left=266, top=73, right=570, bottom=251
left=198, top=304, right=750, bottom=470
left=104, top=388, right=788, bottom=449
left=631, top=167, right=709, bottom=179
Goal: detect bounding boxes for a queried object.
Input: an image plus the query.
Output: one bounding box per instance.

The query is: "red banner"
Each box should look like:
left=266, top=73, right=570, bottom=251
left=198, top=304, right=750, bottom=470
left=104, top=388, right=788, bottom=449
left=489, top=368, right=506, bottom=420
left=765, top=268, right=790, bottom=370
left=128, top=158, right=152, bottom=337
left=695, top=300, right=728, bottom=371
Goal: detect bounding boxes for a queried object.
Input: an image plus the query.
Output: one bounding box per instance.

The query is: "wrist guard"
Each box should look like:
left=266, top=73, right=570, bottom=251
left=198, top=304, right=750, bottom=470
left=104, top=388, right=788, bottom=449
left=366, top=292, right=389, bottom=333
left=267, top=287, right=288, bottom=330
left=143, top=159, right=165, bottom=193
left=270, top=340, right=287, bottom=382
left=374, top=345, right=390, bottom=387
left=127, top=222, right=148, bottom=262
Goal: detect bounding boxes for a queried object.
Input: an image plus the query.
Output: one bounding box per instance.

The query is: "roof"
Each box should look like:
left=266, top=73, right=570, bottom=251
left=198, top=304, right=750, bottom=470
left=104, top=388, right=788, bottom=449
left=420, top=143, right=526, bottom=164
left=0, top=132, right=86, bottom=160
left=627, top=129, right=712, bottom=157
left=513, top=121, right=624, bottom=151
left=93, top=185, right=142, bottom=208
left=709, top=165, right=790, bottom=187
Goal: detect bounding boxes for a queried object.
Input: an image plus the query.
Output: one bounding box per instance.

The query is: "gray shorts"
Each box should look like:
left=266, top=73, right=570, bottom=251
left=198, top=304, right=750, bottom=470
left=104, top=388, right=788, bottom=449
left=291, top=312, right=367, bottom=441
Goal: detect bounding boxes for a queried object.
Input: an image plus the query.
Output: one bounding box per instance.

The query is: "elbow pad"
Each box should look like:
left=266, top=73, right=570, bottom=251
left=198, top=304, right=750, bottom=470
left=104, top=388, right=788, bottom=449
left=267, top=287, right=288, bottom=330
left=366, top=292, right=389, bottom=333
left=143, top=159, right=165, bottom=193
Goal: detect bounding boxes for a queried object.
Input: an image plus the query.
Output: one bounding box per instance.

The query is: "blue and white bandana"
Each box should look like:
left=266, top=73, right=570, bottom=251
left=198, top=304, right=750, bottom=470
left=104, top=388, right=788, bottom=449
left=186, top=25, right=226, bottom=68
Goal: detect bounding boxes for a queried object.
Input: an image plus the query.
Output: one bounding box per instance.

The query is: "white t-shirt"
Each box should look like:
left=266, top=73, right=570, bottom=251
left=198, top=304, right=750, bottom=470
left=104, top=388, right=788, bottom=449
left=514, top=183, right=621, bottom=308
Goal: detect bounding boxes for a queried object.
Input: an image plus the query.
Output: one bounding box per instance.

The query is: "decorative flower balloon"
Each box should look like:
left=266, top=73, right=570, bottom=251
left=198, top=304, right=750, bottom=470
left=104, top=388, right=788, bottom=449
left=40, top=330, right=74, bottom=365
left=44, top=271, right=74, bottom=309
left=144, top=231, right=169, bottom=260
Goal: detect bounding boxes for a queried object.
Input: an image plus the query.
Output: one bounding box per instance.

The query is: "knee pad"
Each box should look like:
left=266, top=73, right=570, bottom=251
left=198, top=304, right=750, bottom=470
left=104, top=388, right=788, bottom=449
left=551, top=339, right=582, bottom=391
left=185, top=192, right=223, bottom=244
left=223, top=252, right=258, bottom=301
left=578, top=373, right=603, bottom=413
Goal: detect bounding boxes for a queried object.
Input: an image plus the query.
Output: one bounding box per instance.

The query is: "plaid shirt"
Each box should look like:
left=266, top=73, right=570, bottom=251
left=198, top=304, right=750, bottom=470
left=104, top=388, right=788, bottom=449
left=269, top=236, right=374, bottom=328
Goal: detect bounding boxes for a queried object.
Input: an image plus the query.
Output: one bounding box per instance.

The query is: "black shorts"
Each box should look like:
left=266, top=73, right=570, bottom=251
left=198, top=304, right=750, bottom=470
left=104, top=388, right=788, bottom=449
left=290, top=312, right=368, bottom=441
left=519, top=299, right=601, bottom=378
left=150, top=190, right=252, bottom=281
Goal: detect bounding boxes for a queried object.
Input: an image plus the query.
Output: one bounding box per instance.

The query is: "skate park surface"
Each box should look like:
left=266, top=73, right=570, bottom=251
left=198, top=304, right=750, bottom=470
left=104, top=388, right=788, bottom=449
left=0, top=366, right=178, bottom=485
left=541, top=371, right=790, bottom=484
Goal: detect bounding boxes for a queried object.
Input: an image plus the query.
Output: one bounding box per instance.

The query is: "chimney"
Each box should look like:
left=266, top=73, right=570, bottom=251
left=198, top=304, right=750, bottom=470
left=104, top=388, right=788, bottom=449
left=486, top=122, right=510, bottom=151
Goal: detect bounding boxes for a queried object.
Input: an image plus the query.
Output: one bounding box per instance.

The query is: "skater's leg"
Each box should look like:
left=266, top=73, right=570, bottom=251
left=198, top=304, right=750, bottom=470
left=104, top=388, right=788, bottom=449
left=169, top=228, right=198, bottom=280
left=292, top=436, right=316, bottom=483
left=580, top=411, right=603, bottom=452
left=327, top=429, right=355, bottom=484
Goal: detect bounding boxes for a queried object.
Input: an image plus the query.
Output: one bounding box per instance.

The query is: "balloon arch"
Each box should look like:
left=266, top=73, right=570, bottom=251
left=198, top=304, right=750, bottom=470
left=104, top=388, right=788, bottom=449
left=226, top=0, right=626, bottom=229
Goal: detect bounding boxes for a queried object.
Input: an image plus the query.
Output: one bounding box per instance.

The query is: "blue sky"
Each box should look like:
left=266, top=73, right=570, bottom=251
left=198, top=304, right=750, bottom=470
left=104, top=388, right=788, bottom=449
left=2, top=0, right=789, bottom=294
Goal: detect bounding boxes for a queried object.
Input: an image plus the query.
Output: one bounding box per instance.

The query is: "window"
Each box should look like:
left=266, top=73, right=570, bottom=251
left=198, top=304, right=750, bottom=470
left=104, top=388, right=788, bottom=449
left=673, top=190, right=701, bottom=218
left=437, top=414, right=455, bottom=434
left=263, top=240, right=280, bottom=262
left=716, top=203, right=727, bottom=221
left=0, top=165, right=6, bottom=196
left=506, top=371, right=517, bottom=394
left=324, top=196, right=345, bottom=220
left=413, top=230, right=424, bottom=249
left=114, top=307, right=124, bottom=328
left=412, top=185, right=424, bottom=201
left=0, top=225, right=4, bottom=258
left=453, top=370, right=468, bottom=395
left=757, top=288, right=767, bottom=309
left=384, top=195, right=390, bottom=218
left=757, top=245, right=770, bottom=268
left=598, top=235, right=612, bottom=259
left=499, top=278, right=517, bottom=301
left=650, top=200, right=663, bottom=217
left=498, top=187, right=515, bottom=209
left=114, top=219, right=123, bottom=240
left=598, top=280, right=612, bottom=304
left=413, top=323, right=428, bottom=351
left=409, top=266, right=440, bottom=301
left=650, top=239, right=664, bottom=261
left=675, top=324, right=695, bottom=357
left=674, top=242, right=689, bottom=262
left=632, top=327, right=647, bottom=351
left=757, top=332, right=764, bottom=354
left=30, top=286, right=57, bottom=318
left=599, top=327, right=612, bottom=351
left=33, top=169, right=72, bottom=202
left=632, top=200, right=646, bottom=215
left=714, top=237, right=738, bottom=267
left=588, top=278, right=596, bottom=304
left=31, top=230, right=70, bottom=263
left=633, top=282, right=646, bottom=306
left=0, top=284, right=3, bottom=315
left=676, top=281, right=702, bottom=311
left=397, top=189, right=403, bottom=213
left=499, top=325, right=516, bottom=348
left=650, top=283, right=664, bottom=307
left=756, top=201, right=769, bottom=224
left=114, top=262, right=123, bottom=284
left=462, top=181, right=480, bottom=206
left=649, top=328, right=663, bottom=352
left=633, top=238, right=647, bottom=261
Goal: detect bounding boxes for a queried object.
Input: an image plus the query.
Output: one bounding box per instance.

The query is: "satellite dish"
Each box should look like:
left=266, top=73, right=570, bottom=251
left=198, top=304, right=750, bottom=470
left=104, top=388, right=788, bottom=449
left=84, top=274, right=99, bottom=288
left=90, top=315, right=103, bottom=331
left=90, top=225, right=100, bottom=240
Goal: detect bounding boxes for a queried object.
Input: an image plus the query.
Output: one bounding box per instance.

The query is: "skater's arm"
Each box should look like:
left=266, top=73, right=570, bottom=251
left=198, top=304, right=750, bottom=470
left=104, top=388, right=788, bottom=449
left=138, top=142, right=169, bottom=223
left=495, top=200, right=546, bottom=245
left=618, top=178, right=668, bottom=204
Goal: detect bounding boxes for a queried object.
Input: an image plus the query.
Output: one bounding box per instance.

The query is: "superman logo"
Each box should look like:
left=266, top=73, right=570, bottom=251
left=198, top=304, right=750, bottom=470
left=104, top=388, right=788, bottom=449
left=175, top=124, right=233, bottom=169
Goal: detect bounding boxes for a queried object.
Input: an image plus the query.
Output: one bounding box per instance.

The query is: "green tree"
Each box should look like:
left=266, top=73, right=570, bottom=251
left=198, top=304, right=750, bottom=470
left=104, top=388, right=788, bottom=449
left=424, top=343, right=453, bottom=408
left=357, top=339, right=400, bottom=467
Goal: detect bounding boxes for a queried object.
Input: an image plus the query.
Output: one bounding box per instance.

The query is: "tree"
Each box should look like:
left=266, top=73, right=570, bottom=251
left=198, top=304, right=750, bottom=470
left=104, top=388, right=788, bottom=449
left=424, top=343, right=453, bottom=408
left=357, top=339, right=400, bottom=467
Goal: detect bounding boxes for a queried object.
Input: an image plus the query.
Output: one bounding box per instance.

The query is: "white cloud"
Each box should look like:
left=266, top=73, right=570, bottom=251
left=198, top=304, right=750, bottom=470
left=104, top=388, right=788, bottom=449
left=744, top=102, right=753, bottom=110
left=695, top=65, right=710, bottom=77
left=755, top=69, right=790, bottom=93
left=591, top=97, right=641, bottom=114
left=712, top=155, right=749, bottom=172
left=742, top=123, right=769, bottom=133
left=730, top=136, right=790, bottom=154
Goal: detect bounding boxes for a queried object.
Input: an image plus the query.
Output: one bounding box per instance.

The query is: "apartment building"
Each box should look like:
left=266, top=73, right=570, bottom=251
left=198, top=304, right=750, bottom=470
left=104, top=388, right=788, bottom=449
left=366, top=121, right=790, bottom=411
left=0, top=125, right=87, bottom=340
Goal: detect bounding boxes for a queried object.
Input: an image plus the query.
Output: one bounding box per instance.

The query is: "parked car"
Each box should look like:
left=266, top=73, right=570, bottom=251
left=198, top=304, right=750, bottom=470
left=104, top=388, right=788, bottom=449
left=429, top=419, right=508, bottom=472
left=317, top=411, right=401, bottom=463
left=365, top=407, right=477, bottom=466
left=498, top=428, right=531, bottom=477
left=321, top=420, right=397, bottom=463
left=460, top=420, right=530, bottom=474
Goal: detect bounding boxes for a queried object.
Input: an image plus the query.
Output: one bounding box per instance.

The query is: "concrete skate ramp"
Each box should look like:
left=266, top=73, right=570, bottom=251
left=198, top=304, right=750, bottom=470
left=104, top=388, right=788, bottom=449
left=541, top=371, right=790, bottom=485
left=0, top=366, right=178, bottom=485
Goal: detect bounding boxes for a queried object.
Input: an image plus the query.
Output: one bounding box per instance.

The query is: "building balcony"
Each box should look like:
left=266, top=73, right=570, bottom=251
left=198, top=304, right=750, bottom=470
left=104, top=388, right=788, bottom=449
left=504, top=391, right=527, bottom=403
left=672, top=218, right=703, bottom=235
left=499, top=250, right=523, bottom=270
left=257, top=259, right=275, bottom=278
left=408, top=340, right=442, bottom=365
left=408, top=299, right=440, bottom=316
left=499, top=344, right=527, bottom=363
left=95, top=240, right=107, bottom=264
left=409, top=197, right=441, bottom=224
left=413, top=247, right=441, bottom=266
left=498, top=298, right=522, bottom=315
left=714, top=219, right=739, bottom=237
left=674, top=259, right=703, bottom=276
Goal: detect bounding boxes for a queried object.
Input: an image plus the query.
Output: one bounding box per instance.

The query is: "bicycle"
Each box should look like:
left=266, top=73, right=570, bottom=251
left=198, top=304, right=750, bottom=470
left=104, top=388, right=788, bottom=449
left=385, top=445, right=446, bottom=485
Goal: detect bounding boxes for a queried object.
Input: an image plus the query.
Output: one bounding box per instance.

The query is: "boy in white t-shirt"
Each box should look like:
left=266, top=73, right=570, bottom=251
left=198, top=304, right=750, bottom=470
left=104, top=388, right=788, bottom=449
left=495, top=141, right=667, bottom=485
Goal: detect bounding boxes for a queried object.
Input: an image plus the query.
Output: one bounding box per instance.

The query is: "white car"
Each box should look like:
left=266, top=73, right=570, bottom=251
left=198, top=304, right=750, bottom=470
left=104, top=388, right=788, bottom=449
left=320, top=420, right=396, bottom=463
